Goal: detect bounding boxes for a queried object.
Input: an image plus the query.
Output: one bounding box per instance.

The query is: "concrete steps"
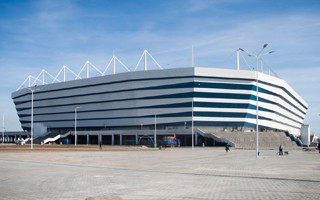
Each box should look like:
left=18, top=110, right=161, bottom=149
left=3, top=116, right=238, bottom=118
left=207, top=131, right=298, bottom=150
left=33, top=132, right=57, bottom=144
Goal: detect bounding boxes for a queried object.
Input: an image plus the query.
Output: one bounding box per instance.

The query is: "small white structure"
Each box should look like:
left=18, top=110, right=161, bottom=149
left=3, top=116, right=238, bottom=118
left=301, top=124, right=311, bottom=146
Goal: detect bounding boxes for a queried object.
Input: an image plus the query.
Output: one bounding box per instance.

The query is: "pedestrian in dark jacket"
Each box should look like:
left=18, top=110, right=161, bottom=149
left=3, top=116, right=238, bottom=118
left=225, top=144, right=230, bottom=152
left=279, top=145, right=283, bottom=156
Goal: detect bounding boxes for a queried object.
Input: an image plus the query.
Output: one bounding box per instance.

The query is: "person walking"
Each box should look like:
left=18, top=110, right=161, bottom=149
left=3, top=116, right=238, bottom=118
left=225, top=143, right=230, bottom=152
left=99, top=141, right=102, bottom=150
left=318, top=141, right=320, bottom=154
left=279, top=145, right=283, bottom=156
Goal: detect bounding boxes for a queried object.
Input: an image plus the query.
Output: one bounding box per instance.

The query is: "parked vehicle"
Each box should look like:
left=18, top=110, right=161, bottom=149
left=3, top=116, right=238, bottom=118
left=15, top=138, right=26, bottom=145
left=160, top=136, right=178, bottom=147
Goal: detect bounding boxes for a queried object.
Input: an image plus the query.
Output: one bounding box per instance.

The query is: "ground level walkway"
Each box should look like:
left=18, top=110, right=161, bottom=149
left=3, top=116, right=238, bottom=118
left=0, top=145, right=319, bottom=199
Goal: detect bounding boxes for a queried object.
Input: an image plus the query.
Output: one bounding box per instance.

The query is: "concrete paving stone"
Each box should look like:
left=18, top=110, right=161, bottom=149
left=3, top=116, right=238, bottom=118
left=0, top=146, right=319, bottom=200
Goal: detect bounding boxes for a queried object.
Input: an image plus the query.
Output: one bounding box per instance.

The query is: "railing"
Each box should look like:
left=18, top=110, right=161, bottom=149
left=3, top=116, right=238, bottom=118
left=43, top=131, right=71, bottom=144
left=14, top=138, right=30, bottom=145
left=195, top=128, right=236, bottom=147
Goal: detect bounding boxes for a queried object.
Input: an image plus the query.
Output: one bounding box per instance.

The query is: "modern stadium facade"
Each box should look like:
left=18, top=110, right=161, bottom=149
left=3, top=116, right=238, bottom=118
left=11, top=51, right=308, bottom=147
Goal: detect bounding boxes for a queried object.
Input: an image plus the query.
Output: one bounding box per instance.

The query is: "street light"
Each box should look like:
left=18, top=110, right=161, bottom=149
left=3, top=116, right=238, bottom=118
left=260, top=51, right=275, bottom=72
left=239, top=44, right=274, bottom=159
left=240, top=46, right=274, bottom=72
left=192, top=98, right=194, bottom=150
left=74, top=106, right=81, bottom=146
left=154, top=114, right=157, bottom=148
left=2, top=113, right=4, bottom=144
left=25, top=87, right=40, bottom=149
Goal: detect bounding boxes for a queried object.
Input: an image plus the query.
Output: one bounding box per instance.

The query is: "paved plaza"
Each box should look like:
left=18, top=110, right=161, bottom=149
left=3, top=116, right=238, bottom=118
left=0, top=145, right=319, bottom=200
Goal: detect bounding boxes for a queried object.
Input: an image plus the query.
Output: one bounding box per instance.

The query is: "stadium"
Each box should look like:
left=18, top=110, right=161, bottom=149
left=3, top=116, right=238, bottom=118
left=10, top=50, right=308, bottom=148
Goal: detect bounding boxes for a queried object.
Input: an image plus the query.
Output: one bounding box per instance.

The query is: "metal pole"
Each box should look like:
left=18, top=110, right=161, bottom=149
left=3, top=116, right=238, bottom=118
left=236, top=48, right=240, bottom=70
left=239, top=44, right=271, bottom=159
left=2, top=113, right=4, bottom=144
left=192, top=98, right=194, bottom=150
left=25, top=87, right=39, bottom=149
left=86, top=61, right=89, bottom=78
left=256, top=58, right=259, bottom=159
left=154, top=114, right=157, bottom=148
left=31, top=90, right=34, bottom=149
left=113, top=51, right=116, bottom=75
left=144, top=50, right=147, bottom=71
left=75, top=108, right=77, bottom=146
left=75, top=106, right=80, bottom=146
left=63, top=66, right=66, bottom=82
left=255, top=44, right=268, bottom=159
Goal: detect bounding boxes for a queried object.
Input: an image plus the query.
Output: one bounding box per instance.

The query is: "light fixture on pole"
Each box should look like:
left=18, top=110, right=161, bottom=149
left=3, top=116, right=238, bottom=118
left=260, top=51, right=275, bottom=72
left=75, top=106, right=81, bottom=146
left=26, top=87, right=40, bottom=149
left=239, top=44, right=274, bottom=159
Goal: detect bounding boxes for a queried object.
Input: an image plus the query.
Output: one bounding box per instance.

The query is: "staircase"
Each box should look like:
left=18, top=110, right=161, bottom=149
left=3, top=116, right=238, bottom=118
left=204, top=131, right=298, bottom=149
left=33, top=132, right=58, bottom=144
left=196, top=128, right=235, bottom=147
left=43, top=131, right=71, bottom=144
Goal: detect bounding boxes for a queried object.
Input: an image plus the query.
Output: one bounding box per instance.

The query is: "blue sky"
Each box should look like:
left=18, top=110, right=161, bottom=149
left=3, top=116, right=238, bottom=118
left=1, top=0, right=320, bottom=134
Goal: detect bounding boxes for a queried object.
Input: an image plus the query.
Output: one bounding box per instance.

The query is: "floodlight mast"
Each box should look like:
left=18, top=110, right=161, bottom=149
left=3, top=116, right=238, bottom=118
left=239, top=44, right=274, bottom=159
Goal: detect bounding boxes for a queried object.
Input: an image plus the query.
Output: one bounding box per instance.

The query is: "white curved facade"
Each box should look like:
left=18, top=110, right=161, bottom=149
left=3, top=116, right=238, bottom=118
left=12, top=67, right=308, bottom=136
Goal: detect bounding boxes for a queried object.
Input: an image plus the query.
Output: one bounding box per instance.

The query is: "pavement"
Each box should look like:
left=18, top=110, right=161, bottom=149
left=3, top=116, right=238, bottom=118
left=0, top=145, right=319, bottom=200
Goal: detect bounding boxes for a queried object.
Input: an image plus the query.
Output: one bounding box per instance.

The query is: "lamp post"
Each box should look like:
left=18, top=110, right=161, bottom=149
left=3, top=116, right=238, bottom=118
left=26, top=87, right=40, bottom=149
left=2, top=113, right=4, bottom=144
left=239, top=44, right=274, bottom=159
left=154, top=114, right=157, bottom=148
left=192, top=98, right=194, bottom=150
left=74, top=106, right=81, bottom=146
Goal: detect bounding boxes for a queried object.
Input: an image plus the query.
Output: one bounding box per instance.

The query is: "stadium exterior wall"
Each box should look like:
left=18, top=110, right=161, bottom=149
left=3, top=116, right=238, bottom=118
left=11, top=67, right=308, bottom=136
